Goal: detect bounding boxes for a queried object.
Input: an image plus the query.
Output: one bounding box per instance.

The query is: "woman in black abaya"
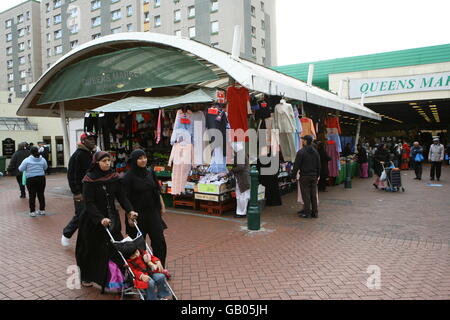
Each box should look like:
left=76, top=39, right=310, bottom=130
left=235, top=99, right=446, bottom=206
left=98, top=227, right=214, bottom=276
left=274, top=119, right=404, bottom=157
left=75, top=151, right=138, bottom=290
left=122, top=149, right=168, bottom=267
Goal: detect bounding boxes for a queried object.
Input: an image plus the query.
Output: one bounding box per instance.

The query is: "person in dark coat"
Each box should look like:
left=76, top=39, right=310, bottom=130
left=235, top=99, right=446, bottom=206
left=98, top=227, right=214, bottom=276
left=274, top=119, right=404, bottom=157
left=122, top=149, right=168, bottom=267
left=357, top=145, right=369, bottom=178
left=291, top=135, right=321, bottom=219
left=38, top=142, right=50, bottom=175
left=61, top=132, right=97, bottom=247
left=7, top=142, right=30, bottom=198
left=316, top=141, right=331, bottom=192
left=373, top=144, right=390, bottom=189
left=258, top=150, right=282, bottom=206
left=75, top=151, right=138, bottom=290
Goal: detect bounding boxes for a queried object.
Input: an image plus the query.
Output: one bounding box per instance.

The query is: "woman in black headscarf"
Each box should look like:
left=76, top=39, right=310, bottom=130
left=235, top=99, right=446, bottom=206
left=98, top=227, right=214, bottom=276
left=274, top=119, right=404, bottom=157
left=122, top=149, right=168, bottom=267
left=75, top=151, right=138, bottom=290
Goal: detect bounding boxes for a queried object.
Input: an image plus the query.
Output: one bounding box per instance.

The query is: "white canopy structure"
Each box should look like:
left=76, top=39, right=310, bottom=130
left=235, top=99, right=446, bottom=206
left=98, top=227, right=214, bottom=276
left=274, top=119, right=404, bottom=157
left=17, top=32, right=380, bottom=120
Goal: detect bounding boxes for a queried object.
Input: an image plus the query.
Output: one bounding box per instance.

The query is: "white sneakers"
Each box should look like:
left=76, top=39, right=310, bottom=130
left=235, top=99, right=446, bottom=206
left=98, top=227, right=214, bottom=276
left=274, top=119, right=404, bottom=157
left=29, top=211, right=37, bottom=217
left=29, top=210, right=46, bottom=217
left=61, top=235, right=70, bottom=247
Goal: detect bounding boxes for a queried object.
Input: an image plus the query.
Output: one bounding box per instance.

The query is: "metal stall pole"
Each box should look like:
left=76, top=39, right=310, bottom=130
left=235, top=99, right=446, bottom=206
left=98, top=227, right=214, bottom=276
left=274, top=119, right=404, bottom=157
left=59, top=102, right=71, bottom=168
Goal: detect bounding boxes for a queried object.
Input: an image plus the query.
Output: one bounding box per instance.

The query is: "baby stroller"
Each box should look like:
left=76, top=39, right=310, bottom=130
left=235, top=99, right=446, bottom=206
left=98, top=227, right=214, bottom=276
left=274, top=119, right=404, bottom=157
left=105, top=221, right=178, bottom=300
left=381, top=161, right=405, bottom=193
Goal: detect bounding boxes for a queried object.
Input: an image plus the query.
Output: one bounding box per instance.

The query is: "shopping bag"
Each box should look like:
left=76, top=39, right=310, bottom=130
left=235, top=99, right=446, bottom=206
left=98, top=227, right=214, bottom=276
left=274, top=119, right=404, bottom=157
left=414, top=153, right=424, bottom=163
left=22, top=172, right=27, bottom=186
left=380, top=171, right=387, bottom=182
left=106, top=260, right=125, bottom=292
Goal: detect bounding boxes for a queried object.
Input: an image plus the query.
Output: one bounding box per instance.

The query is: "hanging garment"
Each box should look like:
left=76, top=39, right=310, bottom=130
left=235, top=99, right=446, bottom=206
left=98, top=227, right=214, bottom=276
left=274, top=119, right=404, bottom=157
left=236, top=186, right=250, bottom=216
left=325, top=141, right=339, bottom=177
left=273, top=100, right=297, bottom=163
left=170, top=109, right=194, bottom=145
left=168, top=142, right=193, bottom=196
left=300, top=117, right=317, bottom=139
left=206, top=107, right=228, bottom=156
left=326, top=133, right=342, bottom=153
left=191, top=110, right=207, bottom=166
left=293, top=106, right=303, bottom=152
left=226, top=86, right=250, bottom=142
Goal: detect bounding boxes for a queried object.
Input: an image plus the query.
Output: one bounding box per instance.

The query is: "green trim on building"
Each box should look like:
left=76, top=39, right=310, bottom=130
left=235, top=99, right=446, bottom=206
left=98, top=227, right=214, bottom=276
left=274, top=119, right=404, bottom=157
left=273, top=43, right=450, bottom=90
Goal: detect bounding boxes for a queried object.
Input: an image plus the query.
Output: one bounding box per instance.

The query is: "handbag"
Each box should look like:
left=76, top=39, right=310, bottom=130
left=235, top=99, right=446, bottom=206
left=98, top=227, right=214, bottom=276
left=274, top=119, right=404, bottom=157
left=414, top=153, right=424, bottom=163
left=106, top=260, right=125, bottom=292
left=22, top=171, right=27, bottom=186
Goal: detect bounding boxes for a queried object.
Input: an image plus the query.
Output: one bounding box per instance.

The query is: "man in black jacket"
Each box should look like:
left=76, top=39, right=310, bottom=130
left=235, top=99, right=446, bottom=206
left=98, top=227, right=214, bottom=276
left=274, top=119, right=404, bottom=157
left=7, top=142, right=30, bottom=198
left=61, top=132, right=97, bottom=247
left=291, top=135, right=321, bottom=219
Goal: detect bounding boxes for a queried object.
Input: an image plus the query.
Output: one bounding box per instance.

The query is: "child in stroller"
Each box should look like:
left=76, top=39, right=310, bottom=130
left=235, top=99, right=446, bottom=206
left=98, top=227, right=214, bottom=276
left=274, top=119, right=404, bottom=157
left=121, top=241, right=172, bottom=300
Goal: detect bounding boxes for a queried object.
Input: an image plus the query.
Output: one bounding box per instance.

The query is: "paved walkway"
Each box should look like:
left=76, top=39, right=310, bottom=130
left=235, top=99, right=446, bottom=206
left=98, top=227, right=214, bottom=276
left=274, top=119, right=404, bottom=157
left=0, top=165, right=449, bottom=300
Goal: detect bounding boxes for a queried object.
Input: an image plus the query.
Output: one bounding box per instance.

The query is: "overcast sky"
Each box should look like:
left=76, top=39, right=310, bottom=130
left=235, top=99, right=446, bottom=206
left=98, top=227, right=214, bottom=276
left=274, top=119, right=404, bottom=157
left=1, top=0, right=449, bottom=66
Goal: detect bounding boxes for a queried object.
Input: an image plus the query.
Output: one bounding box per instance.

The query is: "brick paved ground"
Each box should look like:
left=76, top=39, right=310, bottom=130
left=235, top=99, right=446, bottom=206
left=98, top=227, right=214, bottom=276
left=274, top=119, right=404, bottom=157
left=0, top=165, right=449, bottom=300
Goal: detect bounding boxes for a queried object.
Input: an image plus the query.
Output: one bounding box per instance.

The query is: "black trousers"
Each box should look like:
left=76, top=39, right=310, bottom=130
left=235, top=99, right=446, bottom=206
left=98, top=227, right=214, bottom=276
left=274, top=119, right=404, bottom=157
left=414, top=162, right=422, bottom=179
left=63, top=200, right=85, bottom=238
left=26, top=176, right=46, bottom=212
left=16, top=175, right=26, bottom=196
left=318, top=175, right=328, bottom=192
left=430, top=161, right=442, bottom=179
left=299, top=176, right=318, bottom=217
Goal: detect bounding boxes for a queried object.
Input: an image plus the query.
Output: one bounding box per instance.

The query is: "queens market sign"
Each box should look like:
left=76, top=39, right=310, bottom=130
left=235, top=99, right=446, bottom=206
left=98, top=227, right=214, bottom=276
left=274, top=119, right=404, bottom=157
left=349, top=71, right=450, bottom=99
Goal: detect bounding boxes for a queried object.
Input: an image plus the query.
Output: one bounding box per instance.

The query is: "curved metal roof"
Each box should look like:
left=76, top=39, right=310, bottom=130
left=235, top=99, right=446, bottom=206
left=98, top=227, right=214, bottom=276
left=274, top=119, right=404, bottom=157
left=17, top=32, right=380, bottom=120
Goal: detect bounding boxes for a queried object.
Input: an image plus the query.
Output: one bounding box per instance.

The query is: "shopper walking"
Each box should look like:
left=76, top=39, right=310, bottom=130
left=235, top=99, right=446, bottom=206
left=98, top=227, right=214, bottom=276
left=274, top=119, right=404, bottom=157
left=400, top=141, right=411, bottom=170
left=61, top=132, right=97, bottom=247
left=18, top=146, right=48, bottom=217
left=357, top=144, right=369, bottom=178
left=373, top=144, right=390, bottom=189
left=122, top=149, right=168, bottom=267
left=75, top=151, right=138, bottom=290
left=291, top=135, right=321, bottom=219
left=7, top=142, right=30, bottom=198
left=428, top=138, right=444, bottom=181
left=38, top=142, right=51, bottom=175
left=410, top=142, right=424, bottom=180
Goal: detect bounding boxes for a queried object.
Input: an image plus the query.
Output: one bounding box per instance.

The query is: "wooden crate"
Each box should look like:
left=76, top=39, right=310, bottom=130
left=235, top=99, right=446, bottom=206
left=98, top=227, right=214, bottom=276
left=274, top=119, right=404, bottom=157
left=198, top=199, right=236, bottom=216
left=173, top=196, right=199, bottom=210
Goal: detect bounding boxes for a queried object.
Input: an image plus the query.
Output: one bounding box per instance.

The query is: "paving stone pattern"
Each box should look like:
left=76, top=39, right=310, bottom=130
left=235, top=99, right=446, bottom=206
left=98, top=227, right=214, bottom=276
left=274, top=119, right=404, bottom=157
left=0, top=166, right=449, bottom=300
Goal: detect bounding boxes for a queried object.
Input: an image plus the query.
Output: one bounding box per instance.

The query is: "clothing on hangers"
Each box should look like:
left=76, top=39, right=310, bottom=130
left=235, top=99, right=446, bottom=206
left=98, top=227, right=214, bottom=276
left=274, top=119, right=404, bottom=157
left=170, top=109, right=194, bottom=145
left=226, top=85, right=251, bottom=142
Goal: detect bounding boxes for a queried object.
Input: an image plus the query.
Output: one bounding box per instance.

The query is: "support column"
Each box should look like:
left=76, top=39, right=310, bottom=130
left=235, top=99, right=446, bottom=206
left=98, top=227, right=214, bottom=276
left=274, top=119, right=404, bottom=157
left=355, top=116, right=362, bottom=149
left=59, top=102, right=70, bottom=168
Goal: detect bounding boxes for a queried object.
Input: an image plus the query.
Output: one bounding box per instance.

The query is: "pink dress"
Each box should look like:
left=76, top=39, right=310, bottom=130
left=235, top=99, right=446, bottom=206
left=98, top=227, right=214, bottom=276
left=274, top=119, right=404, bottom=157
left=325, top=141, right=339, bottom=177
left=169, top=142, right=193, bottom=195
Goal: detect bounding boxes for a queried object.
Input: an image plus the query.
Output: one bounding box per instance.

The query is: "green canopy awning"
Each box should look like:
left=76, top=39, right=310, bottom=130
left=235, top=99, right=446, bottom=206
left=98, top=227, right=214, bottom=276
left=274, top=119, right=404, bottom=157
left=37, top=46, right=218, bottom=105
left=91, top=89, right=217, bottom=113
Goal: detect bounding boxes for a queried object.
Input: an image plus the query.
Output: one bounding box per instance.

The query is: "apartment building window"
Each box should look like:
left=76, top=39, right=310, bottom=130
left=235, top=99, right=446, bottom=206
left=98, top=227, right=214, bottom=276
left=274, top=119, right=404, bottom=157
left=261, top=39, right=266, bottom=48
left=19, top=42, right=25, bottom=51
left=5, top=19, right=12, bottom=28
left=19, top=56, right=25, bottom=65
left=211, top=0, right=219, bottom=12
left=111, top=9, right=122, bottom=21
left=27, top=40, right=32, bottom=49
left=251, top=5, right=256, bottom=17
left=111, top=26, right=122, bottom=34
left=174, top=30, right=181, bottom=37
left=92, top=33, right=101, bottom=39
left=46, top=18, right=51, bottom=28
left=47, top=48, right=52, bottom=57
left=188, top=6, right=195, bottom=19
left=20, top=70, right=27, bottom=79
left=127, top=5, right=133, bottom=17
left=189, top=26, right=196, bottom=38
left=6, top=33, right=12, bottom=42
left=55, top=45, right=63, bottom=55
left=154, top=15, right=161, bottom=27
left=7, top=47, right=13, bottom=55
left=252, top=47, right=257, bottom=57
left=262, top=57, right=266, bottom=65
left=21, top=84, right=28, bottom=93
left=211, top=21, right=219, bottom=34
left=143, top=0, right=149, bottom=3
left=54, top=14, right=62, bottom=25
left=174, top=9, right=181, bottom=22
left=261, top=1, right=265, bottom=11
left=46, top=33, right=51, bottom=42
left=69, top=7, right=78, bottom=18
left=155, top=0, right=161, bottom=8
left=70, top=40, right=79, bottom=49
left=26, top=26, right=31, bottom=35
left=91, top=0, right=101, bottom=11
left=7, top=60, right=13, bottom=69
left=173, top=0, right=179, bottom=4
left=8, top=73, right=14, bottom=82
left=26, top=11, right=31, bottom=20
left=127, top=23, right=133, bottom=32
left=17, top=14, right=24, bottom=24
left=54, top=29, right=62, bottom=39
left=46, top=3, right=50, bottom=12
left=70, top=24, right=79, bottom=34
left=8, top=87, right=14, bottom=93
left=54, top=0, right=62, bottom=9
left=211, top=42, right=219, bottom=48
left=111, top=0, right=120, bottom=3
left=92, top=16, right=101, bottom=27
left=261, top=19, right=265, bottom=30
left=144, top=12, right=150, bottom=22
left=18, top=28, right=25, bottom=37
left=251, top=26, right=256, bottom=37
